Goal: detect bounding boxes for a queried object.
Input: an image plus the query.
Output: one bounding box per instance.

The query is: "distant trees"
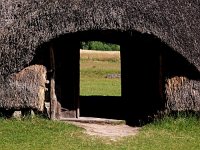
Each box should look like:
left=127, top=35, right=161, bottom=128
left=81, top=41, right=120, bottom=51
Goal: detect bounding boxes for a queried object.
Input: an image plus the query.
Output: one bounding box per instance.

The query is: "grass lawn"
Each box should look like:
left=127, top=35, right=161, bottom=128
left=123, top=115, right=200, bottom=150
left=0, top=116, right=200, bottom=150
left=0, top=117, right=113, bottom=150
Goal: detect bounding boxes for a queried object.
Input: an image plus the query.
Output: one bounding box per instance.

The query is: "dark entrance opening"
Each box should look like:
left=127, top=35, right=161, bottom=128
left=32, top=30, right=167, bottom=125
left=79, top=41, right=121, bottom=119
left=120, top=32, right=164, bottom=125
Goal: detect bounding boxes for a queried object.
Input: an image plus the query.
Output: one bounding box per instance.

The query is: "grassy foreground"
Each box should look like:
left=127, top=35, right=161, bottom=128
left=0, top=116, right=200, bottom=150
left=0, top=117, right=111, bottom=150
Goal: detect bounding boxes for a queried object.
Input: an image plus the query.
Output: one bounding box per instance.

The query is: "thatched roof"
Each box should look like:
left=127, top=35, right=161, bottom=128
left=0, top=0, right=200, bottom=77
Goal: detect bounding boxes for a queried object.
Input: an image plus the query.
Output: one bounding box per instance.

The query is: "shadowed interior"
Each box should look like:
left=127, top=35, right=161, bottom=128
left=31, top=30, right=200, bottom=125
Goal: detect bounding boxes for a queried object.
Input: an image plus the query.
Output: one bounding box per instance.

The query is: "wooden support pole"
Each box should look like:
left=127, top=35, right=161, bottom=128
left=50, top=45, right=58, bottom=120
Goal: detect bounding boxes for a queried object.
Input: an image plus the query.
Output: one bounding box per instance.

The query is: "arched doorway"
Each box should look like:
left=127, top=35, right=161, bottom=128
left=32, top=30, right=166, bottom=125
left=48, top=30, right=164, bottom=124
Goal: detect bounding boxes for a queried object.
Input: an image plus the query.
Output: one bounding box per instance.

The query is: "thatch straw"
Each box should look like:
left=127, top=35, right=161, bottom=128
left=1, top=0, right=200, bottom=75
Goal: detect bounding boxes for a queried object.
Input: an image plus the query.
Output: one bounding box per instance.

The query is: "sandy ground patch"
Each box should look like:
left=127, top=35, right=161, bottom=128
left=70, top=122, right=140, bottom=141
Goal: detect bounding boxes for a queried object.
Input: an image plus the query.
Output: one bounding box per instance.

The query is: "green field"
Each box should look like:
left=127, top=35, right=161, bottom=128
left=0, top=116, right=200, bottom=150
left=1, top=50, right=200, bottom=150
left=80, top=50, right=121, bottom=96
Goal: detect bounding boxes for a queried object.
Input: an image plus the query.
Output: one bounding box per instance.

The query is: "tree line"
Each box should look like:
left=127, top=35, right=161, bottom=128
left=81, top=41, right=120, bottom=51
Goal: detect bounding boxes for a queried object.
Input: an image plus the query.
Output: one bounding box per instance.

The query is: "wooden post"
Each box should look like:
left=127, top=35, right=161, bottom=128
left=76, top=47, right=80, bottom=118
left=56, top=101, right=61, bottom=119
left=50, top=45, right=58, bottom=120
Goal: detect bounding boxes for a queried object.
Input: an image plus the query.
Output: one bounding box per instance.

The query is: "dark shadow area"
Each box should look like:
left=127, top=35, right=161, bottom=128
left=51, top=36, right=80, bottom=113
left=30, top=42, right=50, bottom=68
left=80, top=96, right=124, bottom=119
left=0, top=109, right=14, bottom=118
left=119, top=32, right=200, bottom=126
left=119, top=32, right=164, bottom=126
left=161, top=44, right=200, bottom=80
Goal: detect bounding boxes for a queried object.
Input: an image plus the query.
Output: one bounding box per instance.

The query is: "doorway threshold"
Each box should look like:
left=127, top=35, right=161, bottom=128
left=60, top=117, right=126, bottom=125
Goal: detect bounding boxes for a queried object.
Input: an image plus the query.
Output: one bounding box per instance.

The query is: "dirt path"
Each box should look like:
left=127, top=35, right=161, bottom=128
left=70, top=122, right=140, bottom=141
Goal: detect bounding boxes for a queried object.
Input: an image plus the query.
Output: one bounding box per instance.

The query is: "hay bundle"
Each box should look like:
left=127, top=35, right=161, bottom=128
left=0, top=65, right=48, bottom=111
left=166, top=76, right=200, bottom=112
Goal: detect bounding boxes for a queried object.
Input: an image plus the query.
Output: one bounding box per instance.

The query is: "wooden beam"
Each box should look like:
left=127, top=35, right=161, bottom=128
left=49, top=45, right=58, bottom=120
